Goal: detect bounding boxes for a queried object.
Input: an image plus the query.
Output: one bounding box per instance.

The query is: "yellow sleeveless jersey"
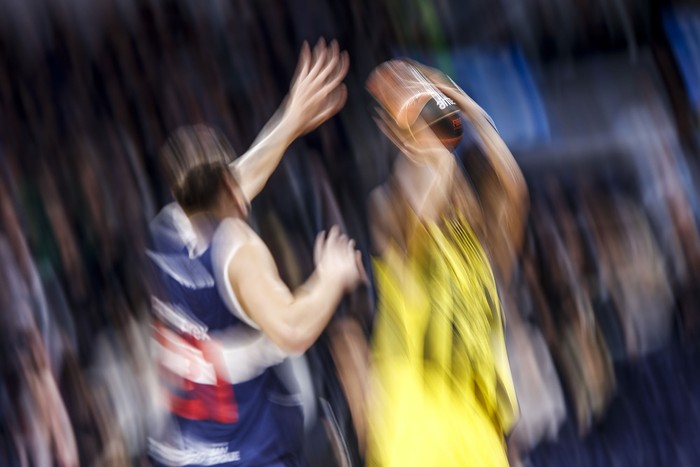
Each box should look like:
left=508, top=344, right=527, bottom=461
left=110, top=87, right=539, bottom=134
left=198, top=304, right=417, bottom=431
left=367, top=215, right=518, bottom=467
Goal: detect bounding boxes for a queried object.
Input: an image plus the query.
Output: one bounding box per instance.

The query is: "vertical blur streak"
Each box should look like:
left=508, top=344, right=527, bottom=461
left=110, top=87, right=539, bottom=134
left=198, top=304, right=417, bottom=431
left=0, top=0, right=699, bottom=466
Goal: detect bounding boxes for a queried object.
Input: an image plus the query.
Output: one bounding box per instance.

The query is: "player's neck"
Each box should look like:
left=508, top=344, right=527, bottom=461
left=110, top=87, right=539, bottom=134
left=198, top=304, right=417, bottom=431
left=188, top=212, right=223, bottom=252
left=189, top=204, right=246, bottom=243
left=394, top=155, right=455, bottom=222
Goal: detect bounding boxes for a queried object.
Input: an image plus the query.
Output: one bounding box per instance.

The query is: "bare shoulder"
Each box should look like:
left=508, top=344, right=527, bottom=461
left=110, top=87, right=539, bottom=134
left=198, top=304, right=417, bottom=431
left=217, top=217, right=256, bottom=241
left=213, top=218, right=274, bottom=277
left=219, top=218, right=272, bottom=253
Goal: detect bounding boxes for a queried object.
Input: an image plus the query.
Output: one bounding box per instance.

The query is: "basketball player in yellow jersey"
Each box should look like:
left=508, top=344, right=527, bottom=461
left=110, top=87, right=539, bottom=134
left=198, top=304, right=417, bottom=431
left=364, top=63, right=528, bottom=466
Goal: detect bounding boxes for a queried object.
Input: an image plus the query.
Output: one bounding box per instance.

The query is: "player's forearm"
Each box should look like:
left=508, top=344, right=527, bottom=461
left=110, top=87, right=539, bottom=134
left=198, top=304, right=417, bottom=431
left=413, top=65, right=527, bottom=210
left=451, top=94, right=529, bottom=284
left=230, top=108, right=298, bottom=203
left=461, top=98, right=528, bottom=212
left=277, top=271, right=346, bottom=354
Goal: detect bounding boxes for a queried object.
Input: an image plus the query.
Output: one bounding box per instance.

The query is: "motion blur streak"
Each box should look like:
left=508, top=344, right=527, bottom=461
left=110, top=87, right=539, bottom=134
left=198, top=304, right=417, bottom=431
left=1, top=0, right=699, bottom=466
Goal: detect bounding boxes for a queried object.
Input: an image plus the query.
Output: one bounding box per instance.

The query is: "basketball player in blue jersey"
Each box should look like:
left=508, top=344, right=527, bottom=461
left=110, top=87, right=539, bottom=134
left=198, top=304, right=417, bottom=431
left=147, top=39, right=365, bottom=467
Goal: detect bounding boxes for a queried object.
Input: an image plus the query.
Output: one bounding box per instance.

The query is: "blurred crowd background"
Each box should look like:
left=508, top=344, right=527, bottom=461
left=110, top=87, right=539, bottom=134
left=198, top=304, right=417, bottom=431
left=2, top=0, right=700, bottom=466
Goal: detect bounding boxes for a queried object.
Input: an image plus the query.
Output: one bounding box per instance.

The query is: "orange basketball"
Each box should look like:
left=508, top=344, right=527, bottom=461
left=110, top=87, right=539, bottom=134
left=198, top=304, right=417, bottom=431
left=367, top=59, right=463, bottom=150
left=417, top=93, right=463, bottom=149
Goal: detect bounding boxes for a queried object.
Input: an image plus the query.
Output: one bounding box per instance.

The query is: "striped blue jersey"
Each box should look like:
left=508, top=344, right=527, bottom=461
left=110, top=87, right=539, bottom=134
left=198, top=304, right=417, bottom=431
left=147, top=204, right=303, bottom=467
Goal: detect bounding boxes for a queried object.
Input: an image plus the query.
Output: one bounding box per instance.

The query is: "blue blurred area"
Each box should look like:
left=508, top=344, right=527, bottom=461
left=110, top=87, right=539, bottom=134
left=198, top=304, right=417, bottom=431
left=530, top=340, right=700, bottom=467
left=664, top=7, right=700, bottom=114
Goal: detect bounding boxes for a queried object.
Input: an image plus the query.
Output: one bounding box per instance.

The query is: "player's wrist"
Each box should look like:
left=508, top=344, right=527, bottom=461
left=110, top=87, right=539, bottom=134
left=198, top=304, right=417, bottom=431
left=277, top=105, right=303, bottom=143
left=315, top=260, right=344, bottom=292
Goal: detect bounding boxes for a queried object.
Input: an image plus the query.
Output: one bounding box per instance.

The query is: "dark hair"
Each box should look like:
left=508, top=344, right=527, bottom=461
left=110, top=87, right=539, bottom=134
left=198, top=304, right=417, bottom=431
left=171, top=162, right=230, bottom=213
left=159, top=125, right=238, bottom=213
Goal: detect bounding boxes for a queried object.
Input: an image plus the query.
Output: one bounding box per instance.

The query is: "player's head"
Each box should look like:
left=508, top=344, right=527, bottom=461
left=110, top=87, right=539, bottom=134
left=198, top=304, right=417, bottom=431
left=160, top=125, right=248, bottom=218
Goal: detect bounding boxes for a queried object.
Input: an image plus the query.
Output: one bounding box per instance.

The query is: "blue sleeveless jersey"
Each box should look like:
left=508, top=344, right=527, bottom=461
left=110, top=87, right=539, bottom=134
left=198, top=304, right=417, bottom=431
left=147, top=206, right=303, bottom=467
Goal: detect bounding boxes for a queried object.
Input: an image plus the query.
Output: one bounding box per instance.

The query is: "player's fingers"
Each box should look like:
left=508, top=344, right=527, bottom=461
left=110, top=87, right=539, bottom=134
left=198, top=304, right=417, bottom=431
left=326, top=83, right=348, bottom=112
left=324, top=84, right=347, bottom=114
left=299, top=85, right=347, bottom=134
left=339, top=50, right=350, bottom=77
left=433, top=75, right=467, bottom=97
left=316, top=36, right=327, bottom=52
left=314, top=72, right=342, bottom=106
left=335, top=83, right=348, bottom=109
left=317, top=50, right=349, bottom=97
left=433, top=80, right=457, bottom=97
left=312, top=51, right=340, bottom=89
left=309, top=38, right=328, bottom=77
left=314, top=230, right=326, bottom=265
left=315, top=40, right=340, bottom=78
left=312, top=37, right=323, bottom=58
left=293, top=41, right=311, bottom=83
left=407, top=60, right=444, bottom=84
left=432, top=81, right=472, bottom=113
left=308, top=52, right=328, bottom=83
left=323, top=40, right=341, bottom=78
left=327, top=225, right=340, bottom=245
left=328, top=49, right=350, bottom=86
left=355, top=250, right=369, bottom=285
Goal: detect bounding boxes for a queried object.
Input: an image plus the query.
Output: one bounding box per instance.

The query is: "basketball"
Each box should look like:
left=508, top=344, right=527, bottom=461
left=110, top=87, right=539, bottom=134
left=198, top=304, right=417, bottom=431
left=366, top=59, right=464, bottom=150
left=415, top=91, right=463, bottom=150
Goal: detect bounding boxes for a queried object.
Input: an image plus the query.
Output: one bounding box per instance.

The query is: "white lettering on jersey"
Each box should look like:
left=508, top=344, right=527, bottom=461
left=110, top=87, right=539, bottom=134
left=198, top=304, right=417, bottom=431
left=149, top=438, right=241, bottom=466
left=155, top=326, right=217, bottom=384
left=151, top=296, right=209, bottom=340
left=146, top=250, right=216, bottom=289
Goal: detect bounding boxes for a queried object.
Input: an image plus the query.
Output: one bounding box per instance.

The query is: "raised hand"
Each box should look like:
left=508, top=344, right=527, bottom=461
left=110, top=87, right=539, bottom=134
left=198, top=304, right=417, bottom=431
left=407, top=60, right=494, bottom=126
left=314, top=226, right=367, bottom=293
left=285, top=38, right=350, bottom=138
left=230, top=38, right=349, bottom=203
left=406, top=61, right=528, bottom=285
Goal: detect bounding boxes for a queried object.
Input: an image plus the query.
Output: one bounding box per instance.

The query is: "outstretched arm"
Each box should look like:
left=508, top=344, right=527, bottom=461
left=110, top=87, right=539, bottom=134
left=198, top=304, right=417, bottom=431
left=452, top=88, right=528, bottom=284
left=229, top=226, right=366, bottom=355
left=418, top=67, right=527, bottom=284
left=232, top=39, right=349, bottom=203
left=370, top=109, right=485, bottom=252
left=371, top=81, right=527, bottom=283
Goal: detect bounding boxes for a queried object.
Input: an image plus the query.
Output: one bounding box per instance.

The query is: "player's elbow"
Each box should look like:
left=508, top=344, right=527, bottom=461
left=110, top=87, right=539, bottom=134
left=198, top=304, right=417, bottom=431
left=513, top=181, right=529, bottom=217
left=501, top=171, right=529, bottom=224
left=506, top=168, right=528, bottom=206
left=269, top=323, right=314, bottom=356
